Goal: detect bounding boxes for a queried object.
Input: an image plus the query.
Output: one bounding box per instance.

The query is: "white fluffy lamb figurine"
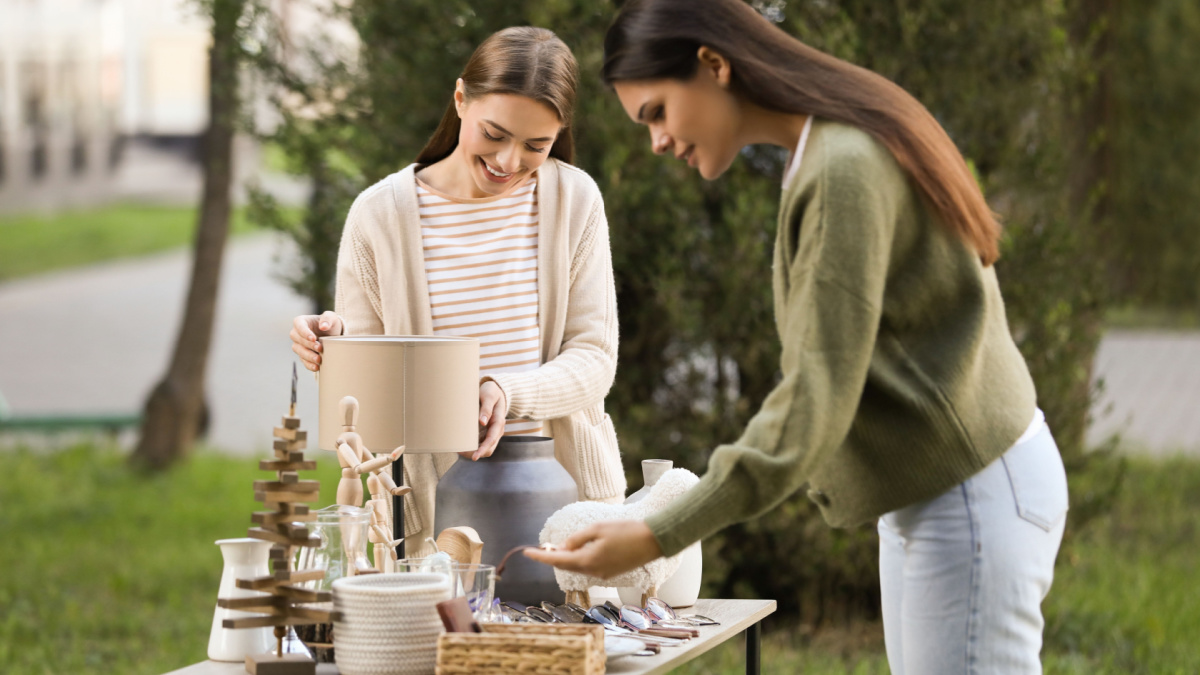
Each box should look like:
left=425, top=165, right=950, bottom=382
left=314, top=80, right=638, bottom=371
left=539, top=467, right=700, bottom=608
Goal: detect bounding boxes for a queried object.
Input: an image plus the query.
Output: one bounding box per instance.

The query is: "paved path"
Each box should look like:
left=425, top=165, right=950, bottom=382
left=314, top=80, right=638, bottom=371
left=1, top=237, right=1198, bottom=456
left=0, top=233, right=318, bottom=455
left=1086, top=330, right=1200, bottom=455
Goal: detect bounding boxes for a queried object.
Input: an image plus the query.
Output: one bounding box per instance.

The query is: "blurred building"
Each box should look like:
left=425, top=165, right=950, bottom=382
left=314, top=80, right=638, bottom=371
left=0, top=0, right=211, bottom=214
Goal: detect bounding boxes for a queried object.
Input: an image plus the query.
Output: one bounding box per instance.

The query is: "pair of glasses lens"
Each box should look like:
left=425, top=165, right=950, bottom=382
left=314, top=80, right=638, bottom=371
left=584, top=605, right=620, bottom=626
left=645, top=598, right=677, bottom=622
left=644, top=597, right=721, bottom=626
left=525, top=606, right=556, bottom=623
left=619, top=605, right=655, bottom=630
left=543, top=602, right=586, bottom=623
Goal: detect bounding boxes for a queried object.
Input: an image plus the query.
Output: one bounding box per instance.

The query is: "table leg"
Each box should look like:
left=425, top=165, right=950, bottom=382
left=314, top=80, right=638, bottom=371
left=746, top=621, right=761, bottom=675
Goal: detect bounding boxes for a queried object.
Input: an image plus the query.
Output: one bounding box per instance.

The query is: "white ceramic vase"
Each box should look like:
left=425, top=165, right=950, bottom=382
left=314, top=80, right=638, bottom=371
left=617, top=460, right=703, bottom=608
left=207, top=538, right=275, bottom=661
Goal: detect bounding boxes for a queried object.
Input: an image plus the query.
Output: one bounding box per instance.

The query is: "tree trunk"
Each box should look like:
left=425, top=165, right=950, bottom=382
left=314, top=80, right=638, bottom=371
left=132, top=0, right=243, bottom=470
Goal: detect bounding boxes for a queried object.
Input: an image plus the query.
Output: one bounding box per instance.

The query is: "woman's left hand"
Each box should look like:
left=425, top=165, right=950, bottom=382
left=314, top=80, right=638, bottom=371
left=461, top=380, right=508, bottom=461
left=523, top=520, right=663, bottom=579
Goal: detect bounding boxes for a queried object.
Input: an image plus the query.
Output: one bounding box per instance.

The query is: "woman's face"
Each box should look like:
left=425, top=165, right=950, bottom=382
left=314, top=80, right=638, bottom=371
left=613, top=48, right=743, bottom=180
left=455, top=86, right=562, bottom=196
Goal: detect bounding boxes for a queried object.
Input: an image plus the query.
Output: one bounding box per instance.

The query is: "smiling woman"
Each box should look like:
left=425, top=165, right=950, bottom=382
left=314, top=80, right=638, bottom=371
left=286, top=26, right=627, bottom=559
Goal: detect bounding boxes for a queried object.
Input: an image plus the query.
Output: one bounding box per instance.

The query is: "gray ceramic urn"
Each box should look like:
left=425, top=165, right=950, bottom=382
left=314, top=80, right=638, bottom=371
left=434, top=436, right=577, bottom=605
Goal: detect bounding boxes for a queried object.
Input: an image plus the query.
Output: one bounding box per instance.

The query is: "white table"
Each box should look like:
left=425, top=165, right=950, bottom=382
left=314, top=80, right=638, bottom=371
left=166, top=598, right=777, bottom=675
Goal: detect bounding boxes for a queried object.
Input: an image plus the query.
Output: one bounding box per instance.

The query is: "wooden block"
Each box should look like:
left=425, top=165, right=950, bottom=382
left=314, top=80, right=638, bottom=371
left=277, top=585, right=332, bottom=603
left=235, top=574, right=286, bottom=590
left=279, top=471, right=299, bottom=484
left=254, top=480, right=319, bottom=493
left=276, top=503, right=310, bottom=515
left=258, top=460, right=317, bottom=472
left=246, top=652, right=315, bottom=675
left=280, top=522, right=310, bottom=538
left=253, top=511, right=316, bottom=527
left=223, top=614, right=323, bottom=630
left=217, top=595, right=286, bottom=611
left=269, top=547, right=287, bottom=560
left=255, top=490, right=320, bottom=504
left=272, top=569, right=326, bottom=584
left=273, top=450, right=309, bottom=463
left=273, top=427, right=308, bottom=442
left=248, top=527, right=321, bottom=547
left=281, top=416, right=302, bottom=429
left=237, top=569, right=324, bottom=590
left=274, top=439, right=307, bottom=452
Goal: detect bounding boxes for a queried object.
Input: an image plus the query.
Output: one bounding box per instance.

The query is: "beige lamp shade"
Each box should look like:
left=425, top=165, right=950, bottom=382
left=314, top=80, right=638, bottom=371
left=317, top=336, right=479, bottom=453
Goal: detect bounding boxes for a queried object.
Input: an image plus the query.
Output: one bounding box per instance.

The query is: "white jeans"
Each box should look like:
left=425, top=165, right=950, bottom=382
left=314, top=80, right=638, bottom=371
left=878, top=411, right=1067, bottom=674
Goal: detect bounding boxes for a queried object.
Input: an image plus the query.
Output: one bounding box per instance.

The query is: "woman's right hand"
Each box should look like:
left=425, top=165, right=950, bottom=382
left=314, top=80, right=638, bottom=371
left=291, top=311, right=344, bottom=372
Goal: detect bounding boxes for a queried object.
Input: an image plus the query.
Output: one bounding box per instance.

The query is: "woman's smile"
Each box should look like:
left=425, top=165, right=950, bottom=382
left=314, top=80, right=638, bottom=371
left=479, top=156, right=516, bottom=183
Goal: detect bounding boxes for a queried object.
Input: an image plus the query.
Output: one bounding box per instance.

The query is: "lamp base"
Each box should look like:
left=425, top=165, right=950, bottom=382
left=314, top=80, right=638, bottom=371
left=245, top=653, right=316, bottom=675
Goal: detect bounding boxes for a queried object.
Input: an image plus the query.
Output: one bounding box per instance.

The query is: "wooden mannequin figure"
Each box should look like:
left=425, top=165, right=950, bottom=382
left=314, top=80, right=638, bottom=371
left=366, top=473, right=405, bottom=573
left=331, top=395, right=410, bottom=572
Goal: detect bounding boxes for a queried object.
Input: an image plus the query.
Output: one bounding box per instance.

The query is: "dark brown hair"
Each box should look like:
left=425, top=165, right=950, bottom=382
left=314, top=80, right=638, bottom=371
left=416, top=27, right=578, bottom=166
left=603, top=0, right=1002, bottom=265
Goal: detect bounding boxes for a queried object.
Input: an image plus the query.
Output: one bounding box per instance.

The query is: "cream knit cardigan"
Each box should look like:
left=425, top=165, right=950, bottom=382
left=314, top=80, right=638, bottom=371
left=333, top=158, right=627, bottom=556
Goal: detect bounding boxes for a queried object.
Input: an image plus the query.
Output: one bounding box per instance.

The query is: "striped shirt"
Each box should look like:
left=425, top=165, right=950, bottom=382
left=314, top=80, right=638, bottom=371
left=416, top=176, right=543, bottom=436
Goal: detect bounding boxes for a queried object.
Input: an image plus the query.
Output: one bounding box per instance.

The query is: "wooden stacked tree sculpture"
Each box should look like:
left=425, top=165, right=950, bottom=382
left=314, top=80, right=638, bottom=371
left=220, top=365, right=336, bottom=675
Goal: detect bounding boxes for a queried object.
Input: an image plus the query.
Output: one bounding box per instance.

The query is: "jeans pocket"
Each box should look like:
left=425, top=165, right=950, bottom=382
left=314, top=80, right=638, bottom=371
left=1001, top=428, right=1069, bottom=532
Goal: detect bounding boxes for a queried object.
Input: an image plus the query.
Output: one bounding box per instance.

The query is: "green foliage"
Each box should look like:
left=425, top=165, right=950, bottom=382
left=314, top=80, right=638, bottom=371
left=0, top=205, right=260, bottom=282
left=1099, top=0, right=1200, bottom=308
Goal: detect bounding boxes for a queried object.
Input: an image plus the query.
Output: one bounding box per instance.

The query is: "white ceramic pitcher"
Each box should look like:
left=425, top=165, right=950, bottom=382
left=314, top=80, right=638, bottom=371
left=207, top=538, right=275, bottom=661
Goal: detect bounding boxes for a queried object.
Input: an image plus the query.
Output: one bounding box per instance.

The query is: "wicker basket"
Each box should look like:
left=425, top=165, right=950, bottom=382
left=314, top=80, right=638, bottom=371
left=435, top=623, right=606, bottom=675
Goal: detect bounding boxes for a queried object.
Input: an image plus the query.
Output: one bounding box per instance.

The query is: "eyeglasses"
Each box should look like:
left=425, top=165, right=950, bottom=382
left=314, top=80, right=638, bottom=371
left=644, top=597, right=720, bottom=627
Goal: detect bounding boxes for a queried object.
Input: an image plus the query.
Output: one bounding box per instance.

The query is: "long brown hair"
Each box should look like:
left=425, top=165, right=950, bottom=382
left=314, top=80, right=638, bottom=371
left=603, top=0, right=1001, bottom=265
left=416, top=27, right=578, bottom=166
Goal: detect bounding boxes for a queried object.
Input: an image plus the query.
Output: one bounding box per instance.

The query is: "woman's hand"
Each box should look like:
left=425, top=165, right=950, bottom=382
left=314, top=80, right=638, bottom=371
left=460, top=380, right=508, bottom=461
left=523, top=520, right=664, bottom=579
left=290, top=311, right=344, bottom=372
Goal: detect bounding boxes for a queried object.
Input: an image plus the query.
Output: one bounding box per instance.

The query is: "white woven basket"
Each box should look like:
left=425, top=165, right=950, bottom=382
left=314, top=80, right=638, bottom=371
left=332, top=573, right=450, bottom=675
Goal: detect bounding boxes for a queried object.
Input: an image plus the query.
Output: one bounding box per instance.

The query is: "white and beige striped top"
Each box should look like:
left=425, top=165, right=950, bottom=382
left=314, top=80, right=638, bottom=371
left=416, top=176, right=543, bottom=436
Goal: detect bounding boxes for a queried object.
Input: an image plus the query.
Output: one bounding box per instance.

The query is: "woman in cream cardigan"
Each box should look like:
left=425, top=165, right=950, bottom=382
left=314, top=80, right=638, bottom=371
left=290, top=27, right=626, bottom=555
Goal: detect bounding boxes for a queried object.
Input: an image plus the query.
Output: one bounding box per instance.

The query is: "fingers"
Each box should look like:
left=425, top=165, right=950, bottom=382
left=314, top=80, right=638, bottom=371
left=318, top=310, right=343, bottom=337
left=473, top=381, right=506, bottom=460
left=523, top=546, right=593, bottom=575
left=290, top=335, right=320, bottom=372
left=562, top=524, right=603, bottom=552
left=291, top=312, right=342, bottom=371
left=474, top=414, right=504, bottom=460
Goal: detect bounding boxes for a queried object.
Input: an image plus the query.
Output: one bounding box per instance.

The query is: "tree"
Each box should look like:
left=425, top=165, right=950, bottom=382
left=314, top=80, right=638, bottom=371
left=132, top=0, right=248, bottom=469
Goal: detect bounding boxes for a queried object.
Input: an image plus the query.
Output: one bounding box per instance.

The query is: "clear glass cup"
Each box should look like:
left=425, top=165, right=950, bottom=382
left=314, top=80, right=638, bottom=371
left=450, top=563, right=496, bottom=621
left=294, top=504, right=371, bottom=591
left=394, top=558, right=495, bottom=621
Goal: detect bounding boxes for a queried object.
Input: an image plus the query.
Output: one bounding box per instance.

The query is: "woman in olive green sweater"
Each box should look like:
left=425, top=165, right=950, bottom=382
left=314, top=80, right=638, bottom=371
left=528, top=1, right=1068, bottom=672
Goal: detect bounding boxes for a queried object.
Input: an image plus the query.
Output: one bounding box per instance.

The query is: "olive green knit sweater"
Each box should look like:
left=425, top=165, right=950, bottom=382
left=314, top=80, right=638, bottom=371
left=645, top=120, right=1037, bottom=557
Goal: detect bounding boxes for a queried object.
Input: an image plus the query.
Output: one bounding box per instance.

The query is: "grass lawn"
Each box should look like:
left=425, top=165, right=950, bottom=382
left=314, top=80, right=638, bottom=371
left=0, top=444, right=1196, bottom=674
left=0, top=204, right=263, bottom=282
